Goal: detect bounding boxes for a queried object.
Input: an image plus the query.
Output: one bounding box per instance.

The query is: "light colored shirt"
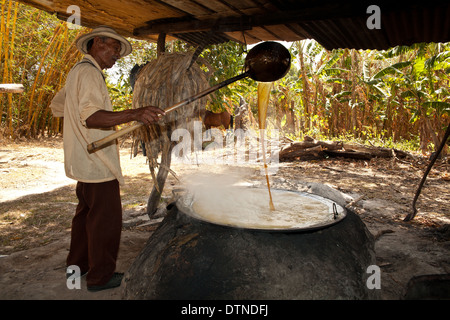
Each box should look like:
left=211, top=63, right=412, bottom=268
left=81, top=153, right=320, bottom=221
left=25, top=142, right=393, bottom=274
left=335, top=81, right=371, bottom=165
left=50, top=54, right=124, bottom=185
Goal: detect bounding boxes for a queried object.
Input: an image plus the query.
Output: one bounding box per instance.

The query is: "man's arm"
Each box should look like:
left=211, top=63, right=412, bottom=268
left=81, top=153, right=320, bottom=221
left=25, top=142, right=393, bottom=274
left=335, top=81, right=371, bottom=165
left=85, top=106, right=165, bottom=128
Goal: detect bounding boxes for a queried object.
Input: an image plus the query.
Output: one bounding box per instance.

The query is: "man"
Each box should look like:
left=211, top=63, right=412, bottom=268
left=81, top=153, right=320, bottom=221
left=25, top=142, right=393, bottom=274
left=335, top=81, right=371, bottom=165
left=50, top=26, right=164, bottom=292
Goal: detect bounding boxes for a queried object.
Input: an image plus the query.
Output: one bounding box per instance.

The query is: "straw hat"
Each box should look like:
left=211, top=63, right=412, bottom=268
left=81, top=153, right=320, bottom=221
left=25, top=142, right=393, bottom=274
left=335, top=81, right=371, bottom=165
left=76, top=26, right=132, bottom=58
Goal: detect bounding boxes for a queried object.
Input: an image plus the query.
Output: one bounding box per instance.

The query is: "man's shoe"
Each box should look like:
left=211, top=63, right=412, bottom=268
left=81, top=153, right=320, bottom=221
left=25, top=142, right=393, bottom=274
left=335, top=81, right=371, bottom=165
left=87, top=273, right=124, bottom=292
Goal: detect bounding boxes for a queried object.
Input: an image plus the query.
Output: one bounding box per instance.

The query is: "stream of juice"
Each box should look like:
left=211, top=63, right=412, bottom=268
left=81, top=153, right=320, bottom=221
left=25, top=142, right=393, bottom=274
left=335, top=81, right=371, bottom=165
left=257, top=82, right=275, bottom=211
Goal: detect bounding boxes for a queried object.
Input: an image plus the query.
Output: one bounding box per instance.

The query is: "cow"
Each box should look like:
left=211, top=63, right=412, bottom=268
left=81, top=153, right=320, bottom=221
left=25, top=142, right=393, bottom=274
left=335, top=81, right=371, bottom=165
left=202, top=110, right=233, bottom=130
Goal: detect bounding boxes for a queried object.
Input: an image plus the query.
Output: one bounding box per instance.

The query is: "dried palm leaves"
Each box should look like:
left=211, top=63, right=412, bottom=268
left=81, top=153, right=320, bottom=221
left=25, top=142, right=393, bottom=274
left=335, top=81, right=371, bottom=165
left=131, top=52, right=211, bottom=215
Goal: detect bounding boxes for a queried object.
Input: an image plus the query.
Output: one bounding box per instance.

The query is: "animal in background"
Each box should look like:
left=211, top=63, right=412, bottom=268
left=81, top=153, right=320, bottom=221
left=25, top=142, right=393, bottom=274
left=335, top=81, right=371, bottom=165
left=202, top=110, right=233, bottom=131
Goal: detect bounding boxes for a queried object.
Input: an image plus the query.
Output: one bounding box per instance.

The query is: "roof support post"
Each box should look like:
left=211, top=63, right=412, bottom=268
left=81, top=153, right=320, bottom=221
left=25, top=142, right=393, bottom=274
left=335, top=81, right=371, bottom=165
left=157, top=33, right=166, bottom=57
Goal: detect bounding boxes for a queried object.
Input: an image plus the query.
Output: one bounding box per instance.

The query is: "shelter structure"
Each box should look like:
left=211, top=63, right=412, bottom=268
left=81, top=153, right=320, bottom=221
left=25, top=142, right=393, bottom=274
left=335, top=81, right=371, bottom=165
left=18, top=0, right=450, bottom=50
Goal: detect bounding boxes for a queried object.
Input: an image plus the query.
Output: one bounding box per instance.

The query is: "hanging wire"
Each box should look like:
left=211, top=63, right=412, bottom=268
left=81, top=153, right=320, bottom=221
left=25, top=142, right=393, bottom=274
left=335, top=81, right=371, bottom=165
left=242, top=29, right=248, bottom=53
left=241, top=28, right=248, bottom=74
left=333, top=203, right=338, bottom=220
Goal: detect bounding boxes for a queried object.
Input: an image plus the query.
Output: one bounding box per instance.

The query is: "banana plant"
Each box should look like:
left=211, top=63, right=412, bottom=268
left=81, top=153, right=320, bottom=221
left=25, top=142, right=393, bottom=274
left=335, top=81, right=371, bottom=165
left=399, top=43, right=449, bottom=152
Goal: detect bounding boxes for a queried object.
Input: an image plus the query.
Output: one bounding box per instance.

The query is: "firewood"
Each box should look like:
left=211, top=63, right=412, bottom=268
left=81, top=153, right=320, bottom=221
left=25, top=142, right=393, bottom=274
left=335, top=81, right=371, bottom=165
left=279, top=136, right=413, bottom=162
left=324, top=150, right=373, bottom=160
left=279, top=145, right=325, bottom=161
left=343, top=143, right=410, bottom=158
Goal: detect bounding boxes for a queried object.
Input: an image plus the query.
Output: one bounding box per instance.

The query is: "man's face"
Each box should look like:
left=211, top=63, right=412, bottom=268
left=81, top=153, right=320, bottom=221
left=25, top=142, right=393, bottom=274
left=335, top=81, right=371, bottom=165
left=92, top=37, right=122, bottom=69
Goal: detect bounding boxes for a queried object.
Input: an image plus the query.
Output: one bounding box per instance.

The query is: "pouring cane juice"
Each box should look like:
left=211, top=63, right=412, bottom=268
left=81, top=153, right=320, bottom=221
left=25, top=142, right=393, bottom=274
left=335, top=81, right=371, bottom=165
left=257, top=82, right=275, bottom=211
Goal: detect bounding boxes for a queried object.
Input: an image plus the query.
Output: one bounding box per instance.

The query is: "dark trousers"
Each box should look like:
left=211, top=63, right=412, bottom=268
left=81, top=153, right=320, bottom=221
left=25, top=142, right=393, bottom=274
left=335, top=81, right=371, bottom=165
left=66, top=179, right=122, bottom=286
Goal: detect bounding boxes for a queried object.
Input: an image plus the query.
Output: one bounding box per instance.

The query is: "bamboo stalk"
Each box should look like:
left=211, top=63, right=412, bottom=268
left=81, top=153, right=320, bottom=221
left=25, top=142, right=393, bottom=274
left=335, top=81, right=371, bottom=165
left=31, top=23, right=67, bottom=136
left=16, top=11, right=38, bottom=122
left=6, top=0, right=17, bottom=137
left=2, top=0, right=11, bottom=82
left=1, top=0, right=7, bottom=133
left=0, top=0, right=6, bottom=74
left=2, top=0, right=13, bottom=136
left=26, top=24, right=61, bottom=133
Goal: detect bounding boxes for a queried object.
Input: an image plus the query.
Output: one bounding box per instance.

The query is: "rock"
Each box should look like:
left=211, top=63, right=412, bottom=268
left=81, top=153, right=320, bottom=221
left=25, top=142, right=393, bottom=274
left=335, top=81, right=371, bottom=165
left=306, top=182, right=347, bottom=207
left=293, top=181, right=347, bottom=207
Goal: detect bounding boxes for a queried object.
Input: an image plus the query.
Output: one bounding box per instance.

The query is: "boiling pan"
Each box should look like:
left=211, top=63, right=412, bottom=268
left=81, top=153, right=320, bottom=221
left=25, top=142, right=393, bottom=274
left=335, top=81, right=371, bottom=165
left=87, top=41, right=291, bottom=152
left=174, top=187, right=347, bottom=233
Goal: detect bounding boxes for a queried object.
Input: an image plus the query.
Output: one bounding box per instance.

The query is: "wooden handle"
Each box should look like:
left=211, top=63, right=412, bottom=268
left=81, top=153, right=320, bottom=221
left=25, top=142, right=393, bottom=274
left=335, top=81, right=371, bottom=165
left=87, top=123, right=143, bottom=153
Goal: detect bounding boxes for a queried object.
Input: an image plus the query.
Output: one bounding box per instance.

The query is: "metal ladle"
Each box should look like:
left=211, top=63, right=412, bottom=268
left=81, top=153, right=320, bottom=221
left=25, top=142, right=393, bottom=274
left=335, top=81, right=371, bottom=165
left=87, top=41, right=291, bottom=153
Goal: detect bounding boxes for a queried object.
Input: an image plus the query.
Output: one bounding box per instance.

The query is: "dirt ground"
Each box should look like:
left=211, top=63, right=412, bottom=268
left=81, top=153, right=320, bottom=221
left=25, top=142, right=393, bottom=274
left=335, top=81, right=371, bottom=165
left=0, top=136, right=449, bottom=300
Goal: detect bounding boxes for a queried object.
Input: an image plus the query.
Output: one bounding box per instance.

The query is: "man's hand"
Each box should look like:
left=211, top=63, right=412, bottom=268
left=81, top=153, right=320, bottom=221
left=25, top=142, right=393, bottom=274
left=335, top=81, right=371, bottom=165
left=133, top=106, right=165, bottom=125
left=85, top=106, right=165, bottom=129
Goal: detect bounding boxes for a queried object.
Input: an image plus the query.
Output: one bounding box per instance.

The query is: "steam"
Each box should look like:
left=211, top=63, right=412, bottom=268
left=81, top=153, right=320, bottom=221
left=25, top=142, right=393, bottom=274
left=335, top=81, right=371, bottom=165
left=177, top=166, right=338, bottom=230
left=179, top=167, right=265, bottom=223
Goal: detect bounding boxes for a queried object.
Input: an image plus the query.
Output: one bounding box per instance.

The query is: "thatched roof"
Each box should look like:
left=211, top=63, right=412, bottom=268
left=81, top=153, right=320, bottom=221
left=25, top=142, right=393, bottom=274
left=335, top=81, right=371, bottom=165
left=18, top=0, right=450, bottom=50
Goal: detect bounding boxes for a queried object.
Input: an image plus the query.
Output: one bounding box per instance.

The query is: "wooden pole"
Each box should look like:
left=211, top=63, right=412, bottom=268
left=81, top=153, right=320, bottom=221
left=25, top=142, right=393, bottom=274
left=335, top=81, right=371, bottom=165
left=404, top=122, right=450, bottom=221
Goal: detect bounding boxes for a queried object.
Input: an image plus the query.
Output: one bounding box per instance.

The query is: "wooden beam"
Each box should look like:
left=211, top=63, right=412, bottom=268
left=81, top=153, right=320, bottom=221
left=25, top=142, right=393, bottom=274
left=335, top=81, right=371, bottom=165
left=133, top=1, right=429, bottom=38
left=133, top=3, right=366, bottom=37
left=134, top=16, right=252, bottom=36
left=0, top=84, right=24, bottom=93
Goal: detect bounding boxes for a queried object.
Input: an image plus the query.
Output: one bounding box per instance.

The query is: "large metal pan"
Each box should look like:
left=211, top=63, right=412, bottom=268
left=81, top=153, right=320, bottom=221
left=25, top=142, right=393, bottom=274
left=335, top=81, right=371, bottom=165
left=174, top=187, right=347, bottom=233
left=87, top=41, right=291, bottom=153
